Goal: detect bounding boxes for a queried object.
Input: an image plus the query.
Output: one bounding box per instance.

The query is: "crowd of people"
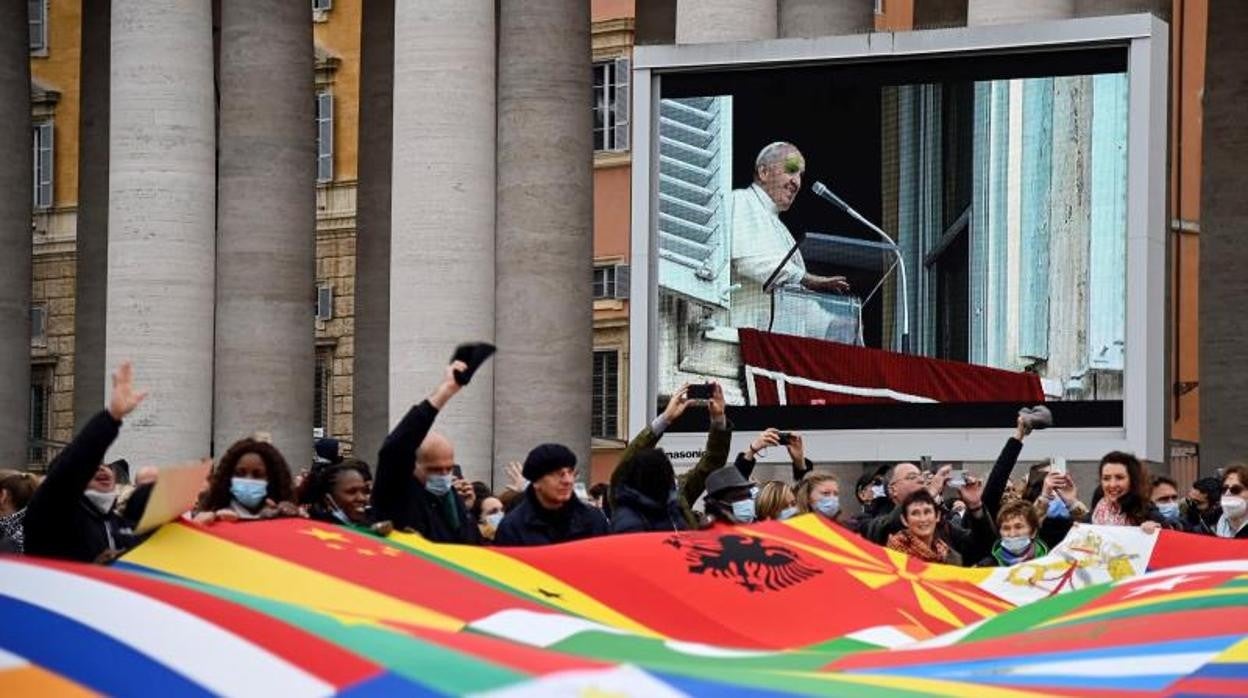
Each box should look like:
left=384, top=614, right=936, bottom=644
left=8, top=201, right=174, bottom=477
left=2, top=358, right=1247, bottom=567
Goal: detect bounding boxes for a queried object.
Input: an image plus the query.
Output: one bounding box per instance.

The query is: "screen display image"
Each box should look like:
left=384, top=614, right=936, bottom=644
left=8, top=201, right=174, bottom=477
left=654, top=51, right=1131, bottom=428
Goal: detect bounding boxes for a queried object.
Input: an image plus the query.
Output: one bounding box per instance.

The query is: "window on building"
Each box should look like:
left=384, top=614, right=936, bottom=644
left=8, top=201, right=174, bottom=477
left=874, top=0, right=885, bottom=14
left=316, top=90, right=333, bottom=183
left=33, top=120, right=53, bottom=209
left=312, top=0, right=332, bottom=12
left=314, top=348, right=332, bottom=437
left=592, top=264, right=631, bottom=300
left=593, top=57, right=630, bottom=152
left=30, top=306, right=46, bottom=347
left=28, top=367, right=51, bottom=466
left=591, top=350, right=619, bottom=439
left=29, top=0, right=47, bottom=52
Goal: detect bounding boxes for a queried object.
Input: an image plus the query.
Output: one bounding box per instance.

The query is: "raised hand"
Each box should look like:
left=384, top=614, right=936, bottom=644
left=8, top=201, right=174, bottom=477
left=107, top=361, right=149, bottom=421
left=926, top=464, right=953, bottom=497
left=959, top=474, right=984, bottom=509
left=662, top=383, right=692, bottom=424
left=785, top=432, right=805, bottom=464
left=453, top=478, right=476, bottom=510
left=708, top=381, right=726, bottom=421
left=748, top=428, right=781, bottom=458
left=504, top=461, right=526, bottom=493
left=430, top=360, right=468, bottom=409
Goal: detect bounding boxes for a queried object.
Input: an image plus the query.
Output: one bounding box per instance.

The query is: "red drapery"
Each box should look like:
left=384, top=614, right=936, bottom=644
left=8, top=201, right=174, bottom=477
left=738, top=329, right=1045, bottom=406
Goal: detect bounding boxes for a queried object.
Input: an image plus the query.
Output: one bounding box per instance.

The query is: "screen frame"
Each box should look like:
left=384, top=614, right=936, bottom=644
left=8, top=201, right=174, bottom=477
left=628, top=14, right=1169, bottom=464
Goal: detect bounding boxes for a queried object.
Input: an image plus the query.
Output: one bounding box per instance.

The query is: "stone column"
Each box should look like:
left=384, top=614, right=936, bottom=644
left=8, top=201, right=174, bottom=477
left=1200, top=2, right=1248, bottom=474
left=389, top=1, right=495, bottom=482
left=352, top=0, right=395, bottom=465
left=494, top=0, right=594, bottom=479
left=106, top=1, right=216, bottom=464
left=74, top=0, right=110, bottom=430
left=967, top=0, right=1074, bottom=25
left=1076, top=0, right=1170, bottom=21
left=0, top=1, right=32, bottom=467
left=779, top=0, right=874, bottom=38
left=213, top=0, right=314, bottom=466
left=676, top=0, right=777, bottom=43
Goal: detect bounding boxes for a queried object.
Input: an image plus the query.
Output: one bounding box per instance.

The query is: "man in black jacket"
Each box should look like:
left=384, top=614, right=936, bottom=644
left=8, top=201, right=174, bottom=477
left=494, top=444, right=608, bottom=546
left=371, top=360, right=480, bottom=544
left=24, top=362, right=151, bottom=563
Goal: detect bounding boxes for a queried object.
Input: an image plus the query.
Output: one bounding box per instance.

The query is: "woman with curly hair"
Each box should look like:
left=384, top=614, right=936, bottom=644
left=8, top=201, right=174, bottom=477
left=192, top=437, right=298, bottom=524
left=1087, top=451, right=1165, bottom=533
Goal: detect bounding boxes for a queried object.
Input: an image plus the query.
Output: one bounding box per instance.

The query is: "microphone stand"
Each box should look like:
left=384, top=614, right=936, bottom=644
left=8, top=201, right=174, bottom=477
left=812, top=183, right=909, bottom=353
left=762, top=232, right=805, bottom=333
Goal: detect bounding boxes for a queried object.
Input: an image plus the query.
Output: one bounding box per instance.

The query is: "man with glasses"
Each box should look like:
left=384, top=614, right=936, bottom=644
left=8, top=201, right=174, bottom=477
left=860, top=460, right=994, bottom=566
left=371, top=360, right=482, bottom=544
left=494, top=443, right=609, bottom=546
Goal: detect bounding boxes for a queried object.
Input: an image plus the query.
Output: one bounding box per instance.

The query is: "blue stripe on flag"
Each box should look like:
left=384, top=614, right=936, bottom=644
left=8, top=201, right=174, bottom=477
left=844, top=636, right=1237, bottom=692
left=336, top=670, right=447, bottom=697
left=0, top=594, right=212, bottom=696
left=1193, top=663, right=1248, bottom=679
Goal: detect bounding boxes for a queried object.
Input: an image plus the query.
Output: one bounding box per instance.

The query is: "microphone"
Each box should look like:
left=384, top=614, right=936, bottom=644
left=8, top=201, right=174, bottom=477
left=811, top=181, right=851, bottom=213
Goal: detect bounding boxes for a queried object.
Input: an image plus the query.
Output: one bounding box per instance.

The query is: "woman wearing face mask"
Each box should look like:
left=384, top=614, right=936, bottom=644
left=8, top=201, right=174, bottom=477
left=978, top=500, right=1049, bottom=566
left=755, top=481, right=798, bottom=521
left=1215, top=465, right=1248, bottom=539
left=1086, top=452, right=1165, bottom=533
left=193, top=437, right=299, bottom=524
left=0, top=471, right=38, bottom=553
left=701, top=466, right=758, bottom=527
left=297, top=460, right=391, bottom=535
left=610, top=448, right=689, bottom=533
left=794, top=474, right=841, bottom=523
left=477, top=496, right=505, bottom=542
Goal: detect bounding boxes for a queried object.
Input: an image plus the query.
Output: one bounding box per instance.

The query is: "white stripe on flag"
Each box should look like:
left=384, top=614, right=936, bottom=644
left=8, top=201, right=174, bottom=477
left=470, top=665, right=689, bottom=698
left=0, top=559, right=334, bottom=697
left=1005, top=651, right=1216, bottom=677
left=0, top=646, right=29, bottom=671
left=744, top=365, right=939, bottom=405
left=470, top=609, right=631, bottom=648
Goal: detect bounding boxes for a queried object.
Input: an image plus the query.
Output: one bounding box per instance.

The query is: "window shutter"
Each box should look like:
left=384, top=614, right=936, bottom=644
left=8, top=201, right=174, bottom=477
left=33, top=121, right=53, bottom=209
left=613, top=56, right=630, bottom=151
left=316, top=285, right=334, bottom=321
left=316, top=92, right=334, bottom=183
left=29, top=0, right=45, bottom=51
left=657, top=96, right=733, bottom=309
left=613, top=264, right=630, bottom=300
left=30, top=306, right=46, bottom=346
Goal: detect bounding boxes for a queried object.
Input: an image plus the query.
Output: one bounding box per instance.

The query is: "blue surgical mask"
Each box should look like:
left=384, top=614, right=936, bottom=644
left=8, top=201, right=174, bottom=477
left=1000, top=536, right=1033, bottom=555
left=731, top=499, right=757, bottom=524
left=425, top=473, right=453, bottom=496
left=1046, top=496, right=1071, bottom=520
left=814, top=496, right=840, bottom=518
left=1157, top=501, right=1180, bottom=521
left=871, top=485, right=886, bottom=499
left=484, top=511, right=504, bottom=529
left=777, top=506, right=799, bottom=521
left=230, top=477, right=268, bottom=510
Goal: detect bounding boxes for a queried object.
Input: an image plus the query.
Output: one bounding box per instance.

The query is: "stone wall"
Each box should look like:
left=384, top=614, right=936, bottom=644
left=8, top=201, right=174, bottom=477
left=315, top=181, right=358, bottom=454
left=30, top=231, right=77, bottom=459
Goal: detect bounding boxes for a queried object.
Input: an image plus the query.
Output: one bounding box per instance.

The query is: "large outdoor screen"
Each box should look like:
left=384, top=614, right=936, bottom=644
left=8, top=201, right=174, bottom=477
left=653, top=48, right=1134, bottom=432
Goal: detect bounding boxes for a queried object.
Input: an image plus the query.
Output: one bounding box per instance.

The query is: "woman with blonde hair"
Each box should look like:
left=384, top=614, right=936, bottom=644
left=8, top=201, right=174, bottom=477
left=794, top=473, right=841, bottom=522
left=755, top=481, right=797, bottom=521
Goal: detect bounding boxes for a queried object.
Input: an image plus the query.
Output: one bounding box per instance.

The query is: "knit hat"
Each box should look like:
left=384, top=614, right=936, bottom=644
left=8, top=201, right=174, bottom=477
left=705, top=466, right=751, bottom=499
left=522, top=443, right=577, bottom=482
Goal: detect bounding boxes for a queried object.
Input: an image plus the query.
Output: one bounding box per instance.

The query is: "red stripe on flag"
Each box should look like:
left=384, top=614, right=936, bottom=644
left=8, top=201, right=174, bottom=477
left=34, top=558, right=381, bottom=689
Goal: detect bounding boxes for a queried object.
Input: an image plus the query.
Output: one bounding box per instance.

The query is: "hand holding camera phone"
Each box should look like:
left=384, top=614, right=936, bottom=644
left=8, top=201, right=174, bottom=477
left=686, top=382, right=714, bottom=400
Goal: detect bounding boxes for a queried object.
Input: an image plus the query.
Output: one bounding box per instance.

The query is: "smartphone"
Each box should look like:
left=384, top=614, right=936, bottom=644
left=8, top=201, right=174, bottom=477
left=947, top=468, right=967, bottom=489
left=920, top=455, right=933, bottom=472
left=452, top=465, right=464, bottom=479
left=777, top=431, right=792, bottom=446
left=686, top=383, right=714, bottom=400
left=1049, top=457, right=1067, bottom=476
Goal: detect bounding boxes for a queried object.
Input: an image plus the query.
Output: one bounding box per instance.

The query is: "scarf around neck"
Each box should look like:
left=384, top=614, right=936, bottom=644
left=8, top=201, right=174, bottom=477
left=1092, top=497, right=1129, bottom=526
left=886, top=529, right=950, bottom=563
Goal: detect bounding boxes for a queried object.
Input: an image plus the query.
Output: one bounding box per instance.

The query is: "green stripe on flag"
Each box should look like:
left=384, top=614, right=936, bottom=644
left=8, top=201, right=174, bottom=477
left=959, top=584, right=1112, bottom=643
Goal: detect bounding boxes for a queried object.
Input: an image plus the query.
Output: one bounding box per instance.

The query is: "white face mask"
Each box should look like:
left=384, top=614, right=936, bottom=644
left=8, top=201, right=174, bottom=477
left=1222, top=495, right=1247, bottom=519
left=84, top=489, right=118, bottom=514
left=484, top=512, right=504, bottom=529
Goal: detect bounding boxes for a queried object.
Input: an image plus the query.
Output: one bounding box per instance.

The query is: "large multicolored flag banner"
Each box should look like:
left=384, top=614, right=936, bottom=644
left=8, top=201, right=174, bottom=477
left=2, top=516, right=1246, bottom=696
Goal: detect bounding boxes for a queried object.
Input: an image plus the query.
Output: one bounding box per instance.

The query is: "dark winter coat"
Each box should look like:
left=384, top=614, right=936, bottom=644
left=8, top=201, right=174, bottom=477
left=371, top=400, right=479, bottom=544
left=494, top=486, right=609, bottom=546
left=610, top=484, right=688, bottom=534
left=23, top=410, right=151, bottom=563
